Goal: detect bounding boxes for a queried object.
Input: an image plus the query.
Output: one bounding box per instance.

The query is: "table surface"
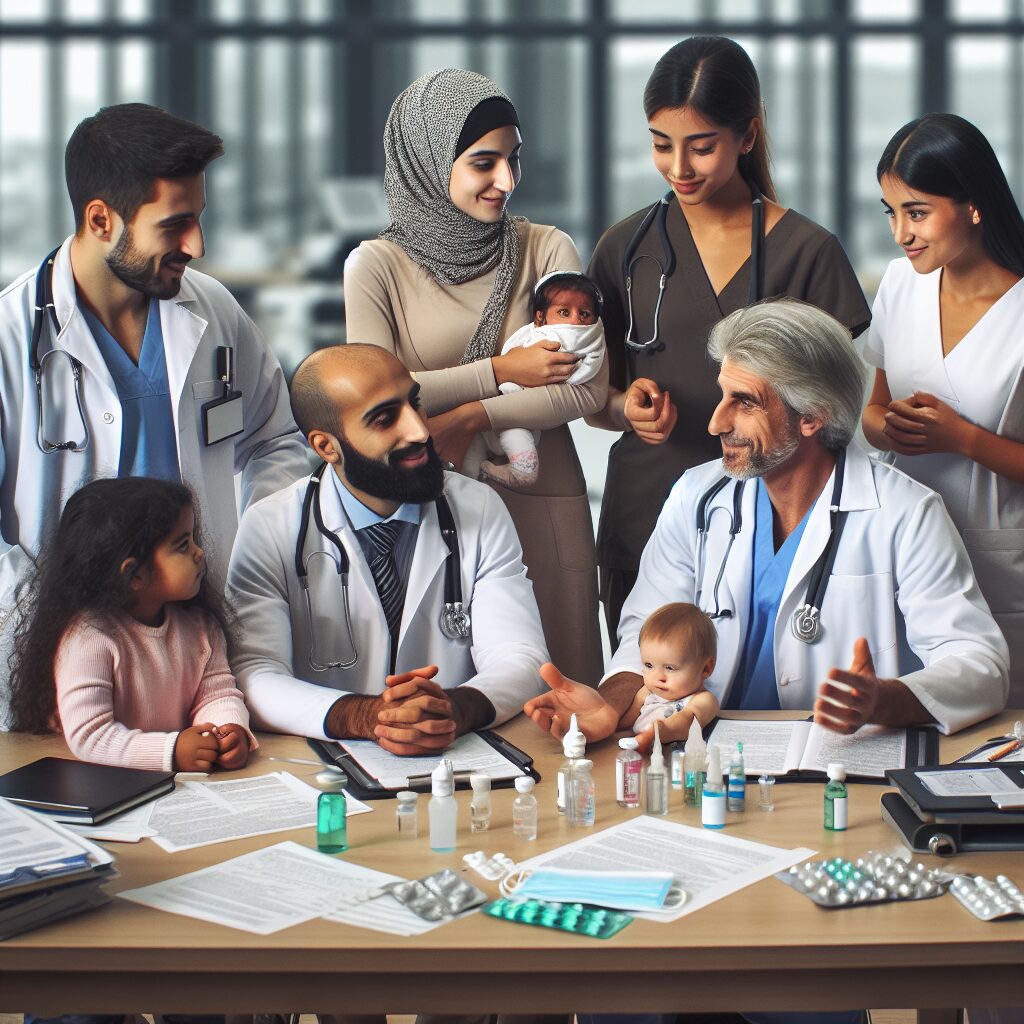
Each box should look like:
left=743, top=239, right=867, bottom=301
left=2, top=712, right=1023, bottom=1016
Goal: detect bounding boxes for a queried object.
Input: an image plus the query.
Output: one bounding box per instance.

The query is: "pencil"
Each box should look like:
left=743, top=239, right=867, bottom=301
left=986, top=740, right=1020, bottom=762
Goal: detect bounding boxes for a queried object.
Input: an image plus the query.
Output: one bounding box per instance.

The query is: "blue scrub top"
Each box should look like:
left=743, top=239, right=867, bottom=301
left=725, top=480, right=813, bottom=711
left=80, top=300, right=180, bottom=482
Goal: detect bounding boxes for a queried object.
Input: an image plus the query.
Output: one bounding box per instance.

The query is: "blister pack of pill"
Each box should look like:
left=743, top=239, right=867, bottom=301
left=382, top=869, right=488, bottom=921
left=463, top=850, right=517, bottom=881
left=949, top=874, right=1024, bottom=921
left=482, top=897, right=633, bottom=938
left=776, top=852, right=949, bottom=908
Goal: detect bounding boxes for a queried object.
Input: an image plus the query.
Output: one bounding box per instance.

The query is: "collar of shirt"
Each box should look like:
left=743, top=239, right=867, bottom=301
left=328, top=465, right=421, bottom=532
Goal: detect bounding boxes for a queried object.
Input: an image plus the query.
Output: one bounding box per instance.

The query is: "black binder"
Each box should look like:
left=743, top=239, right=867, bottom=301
left=881, top=790, right=1024, bottom=854
left=307, top=730, right=540, bottom=800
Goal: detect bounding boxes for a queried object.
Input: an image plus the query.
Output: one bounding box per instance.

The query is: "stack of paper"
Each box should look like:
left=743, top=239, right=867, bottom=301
left=0, top=796, right=117, bottom=939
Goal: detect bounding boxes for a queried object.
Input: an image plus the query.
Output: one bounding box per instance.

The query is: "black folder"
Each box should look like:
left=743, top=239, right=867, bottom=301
left=307, top=729, right=539, bottom=800
left=0, top=757, right=175, bottom=824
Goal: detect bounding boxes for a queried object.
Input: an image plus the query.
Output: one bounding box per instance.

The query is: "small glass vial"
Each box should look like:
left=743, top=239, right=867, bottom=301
left=429, top=758, right=457, bottom=852
left=757, top=774, right=775, bottom=812
left=616, top=737, right=642, bottom=808
left=316, top=771, right=349, bottom=853
left=512, top=776, right=538, bottom=840
left=396, top=790, right=418, bottom=839
left=727, top=741, right=746, bottom=813
left=824, top=762, right=848, bottom=831
left=569, top=758, right=596, bottom=827
left=470, top=772, right=491, bottom=833
left=670, top=744, right=685, bottom=791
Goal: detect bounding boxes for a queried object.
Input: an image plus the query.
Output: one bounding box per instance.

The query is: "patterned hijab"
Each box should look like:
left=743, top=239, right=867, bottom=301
left=379, top=68, right=524, bottom=366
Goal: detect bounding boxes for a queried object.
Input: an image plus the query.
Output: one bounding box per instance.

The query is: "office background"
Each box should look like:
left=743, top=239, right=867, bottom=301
left=2, top=0, right=1023, bottom=502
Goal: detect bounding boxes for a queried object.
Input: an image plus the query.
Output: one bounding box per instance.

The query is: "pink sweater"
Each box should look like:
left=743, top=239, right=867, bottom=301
left=55, top=605, right=255, bottom=772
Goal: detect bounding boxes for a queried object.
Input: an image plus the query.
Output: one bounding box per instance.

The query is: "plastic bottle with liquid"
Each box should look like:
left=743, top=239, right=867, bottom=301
left=569, top=758, right=596, bottom=827
left=727, top=741, right=746, bottom=813
left=429, top=758, right=457, bottom=852
left=683, top=717, right=707, bottom=808
left=470, top=772, right=491, bottom=833
left=556, top=713, right=586, bottom=815
left=316, top=771, right=349, bottom=853
left=701, top=746, right=726, bottom=829
left=512, top=776, right=538, bottom=840
left=644, top=724, right=669, bottom=816
left=824, top=762, right=848, bottom=831
left=616, top=737, right=642, bottom=808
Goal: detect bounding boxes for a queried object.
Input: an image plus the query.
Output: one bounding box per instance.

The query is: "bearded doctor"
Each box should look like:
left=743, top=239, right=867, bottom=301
left=527, top=298, right=1008, bottom=753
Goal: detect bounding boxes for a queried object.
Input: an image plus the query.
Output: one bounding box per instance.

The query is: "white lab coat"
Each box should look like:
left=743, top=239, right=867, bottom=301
left=0, top=238, right=310, bottom=715
left=607, top=444, right=1009, bottom=735
left=863, top=257, right=1024, bottom=699
left=225, top=469, right=549, bottom=738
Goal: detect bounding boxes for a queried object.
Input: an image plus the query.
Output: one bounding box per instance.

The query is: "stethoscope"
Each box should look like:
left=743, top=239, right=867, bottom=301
left=295, top=463, right=471, bottom=672
left=694, top=448, right=849, bottom=644
left=31, top=246, right=90, bottom=454
left=621, top=186, right=765, bottom=354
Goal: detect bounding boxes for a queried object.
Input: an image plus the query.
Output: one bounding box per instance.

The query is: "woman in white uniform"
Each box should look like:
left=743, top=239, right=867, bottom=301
left=862, top=113, right=1024, bottom=702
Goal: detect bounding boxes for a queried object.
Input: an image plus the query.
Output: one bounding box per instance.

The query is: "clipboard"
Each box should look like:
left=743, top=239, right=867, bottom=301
left=307, top=730, right=540, bottom=801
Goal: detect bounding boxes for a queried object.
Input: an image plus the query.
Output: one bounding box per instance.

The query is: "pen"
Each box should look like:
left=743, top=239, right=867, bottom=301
left=986, top=740, right=1021, bottom=762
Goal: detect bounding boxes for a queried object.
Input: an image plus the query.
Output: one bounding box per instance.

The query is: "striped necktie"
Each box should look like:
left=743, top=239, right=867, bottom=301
left=361, top=519, right=406, bottom=641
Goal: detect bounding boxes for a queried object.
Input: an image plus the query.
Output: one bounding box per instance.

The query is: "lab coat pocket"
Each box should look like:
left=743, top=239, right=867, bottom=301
left=822, top=571, right=897, bottom=658
left=962, top=528, right=1024, bottom=614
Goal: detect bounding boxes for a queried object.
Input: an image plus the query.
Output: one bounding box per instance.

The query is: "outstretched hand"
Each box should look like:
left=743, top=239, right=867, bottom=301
left=814, top=637, right=882, bottom=735
left=523, top=662, right=621, bottom=743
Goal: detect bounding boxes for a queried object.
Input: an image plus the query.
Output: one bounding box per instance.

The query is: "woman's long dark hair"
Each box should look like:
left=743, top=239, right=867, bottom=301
left=643, top=36, right=778, bottom=203
left=8, top=476, right=235, bottom=734
left=877, top=113, right=1024, bottom=277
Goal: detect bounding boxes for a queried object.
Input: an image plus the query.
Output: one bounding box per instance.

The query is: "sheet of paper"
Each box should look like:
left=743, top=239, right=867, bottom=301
left=119, top=840, right=440, bottom=936
left=918, top=768, right=1022, bottom=797
left=0, top=796, right=112, bottom=875
left=146, top=772, right=370, bottom=853
left=800, top=723, right=906, bottom=778
left=339, top=732, right=525, bottom=789
left=67, top=800, right=157, bottom=843
left=518, top=815, right=814, bottom=922
left=707, top=720, right=808, bottom=775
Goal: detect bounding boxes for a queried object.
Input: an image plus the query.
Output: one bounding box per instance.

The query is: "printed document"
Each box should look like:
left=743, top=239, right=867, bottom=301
left=518, top=815, right=813, bottom=922
left=707, top=719, right=907, bottom=779
left=339, top=732, right=525, bottom=789
left=917, top=767, right=1022, bottom=798
left=146, top=772, right=370, bottom=852
left=0, top=796, right=112, bottom=877
left=119, top=841, right=442, bottom=936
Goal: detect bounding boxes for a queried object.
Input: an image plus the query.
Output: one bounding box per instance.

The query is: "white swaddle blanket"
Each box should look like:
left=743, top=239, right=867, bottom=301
left=463, top=321, right=607, bottom=488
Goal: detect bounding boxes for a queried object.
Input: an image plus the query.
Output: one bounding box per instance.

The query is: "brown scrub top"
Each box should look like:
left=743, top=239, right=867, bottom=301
left=588, top=198, right=871, bottom=574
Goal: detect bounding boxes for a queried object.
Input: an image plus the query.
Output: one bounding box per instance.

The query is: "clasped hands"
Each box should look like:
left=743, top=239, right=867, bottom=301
left=173, top=722, right=250, bottom=772
left=524, top=637, right=887, bottom=749
left=372, top=665, right=463, bottom=756
left=882, top=390, right=972, bottom=456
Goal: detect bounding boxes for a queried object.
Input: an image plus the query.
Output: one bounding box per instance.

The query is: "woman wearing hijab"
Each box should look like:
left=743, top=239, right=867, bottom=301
left=345, top=68, right=605, bottom=686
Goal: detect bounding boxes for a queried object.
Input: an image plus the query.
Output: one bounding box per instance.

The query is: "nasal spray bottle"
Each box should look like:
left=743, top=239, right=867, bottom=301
left=557, top=713, right=586, bottom=815
left=701, top=745, right=726, bottom=829
left=645, top=723, right=669, bottom=816
left=683, top=717, right=707, bottom=807
left=429, top=758, right=457, bottom=852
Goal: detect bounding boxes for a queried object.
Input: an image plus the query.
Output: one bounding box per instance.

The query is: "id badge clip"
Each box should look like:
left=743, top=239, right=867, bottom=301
left=202, top=346, right=244, bottom=446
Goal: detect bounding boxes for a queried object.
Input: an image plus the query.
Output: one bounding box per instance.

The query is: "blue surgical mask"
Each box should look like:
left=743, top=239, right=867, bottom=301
left=514, top=867, right=681, bottom=911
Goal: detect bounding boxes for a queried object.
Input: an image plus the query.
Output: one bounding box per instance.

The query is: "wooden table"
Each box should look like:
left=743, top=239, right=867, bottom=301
left=1, top=713, right=1023, bottom=1018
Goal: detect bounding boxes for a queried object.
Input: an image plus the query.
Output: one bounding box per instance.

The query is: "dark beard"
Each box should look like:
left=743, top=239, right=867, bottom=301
left=106, top=227, right=188, bottom=300
left=338, top=436, right=445, bottom=504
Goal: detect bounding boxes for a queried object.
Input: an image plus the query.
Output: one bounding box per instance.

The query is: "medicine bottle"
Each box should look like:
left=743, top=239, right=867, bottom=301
left=512, top=776, right=538, bottom=840
left=701, top=746, right=726, bottom=830
left=396, top=790, right=418, bottom=839
left=557, top=713, right=586, bottom=814
left=616, top=737, right=642, bottom=808
left=824, top=762, right=848, bottom=831
left=644, top=724, right=669, bottom=816
left=429, top=758, right=457, bottom=852
left=470, top=772, right=491, bottom=833
left=316, top=771, right=349, bottom=853
left=670, top=743, right=685, bottom=791
left=683, top=717, right=706, bottom=808
left=727, top=741, right=746, bottom=813
left=569, top=758, right=596, bottom=827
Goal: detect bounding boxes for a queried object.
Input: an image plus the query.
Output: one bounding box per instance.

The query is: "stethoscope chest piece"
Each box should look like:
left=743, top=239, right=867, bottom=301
left=791, top=604, right=822, bottom=644
left=440, top=602, right=471, bottom=641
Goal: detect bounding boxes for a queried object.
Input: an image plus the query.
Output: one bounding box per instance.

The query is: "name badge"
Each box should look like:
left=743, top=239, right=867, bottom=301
left=202, top=390, right=244, bottom=446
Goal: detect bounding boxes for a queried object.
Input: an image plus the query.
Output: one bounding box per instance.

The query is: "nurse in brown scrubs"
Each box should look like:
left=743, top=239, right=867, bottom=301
left=588, top=35, right=871, bottom=645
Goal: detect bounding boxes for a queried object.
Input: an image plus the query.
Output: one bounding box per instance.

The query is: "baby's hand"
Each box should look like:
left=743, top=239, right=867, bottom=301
left=635, top=709, right=696, bottom=755
left=173, top=723, right=219, bottom=772
left=213, top=724, right=250, bottom=771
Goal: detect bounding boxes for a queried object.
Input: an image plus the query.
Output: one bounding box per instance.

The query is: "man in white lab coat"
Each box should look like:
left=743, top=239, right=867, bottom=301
left=227, top=343, right=548, bottom=750
left=0, top=103, right=308, bottom=719
left=527, top=298, right=1009, bottom=751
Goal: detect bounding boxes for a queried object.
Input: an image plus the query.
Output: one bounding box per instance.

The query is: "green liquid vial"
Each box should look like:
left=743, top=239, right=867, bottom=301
left=317, top=790, right=349, bottom=852
left=824, top=762, right=848, bottom=831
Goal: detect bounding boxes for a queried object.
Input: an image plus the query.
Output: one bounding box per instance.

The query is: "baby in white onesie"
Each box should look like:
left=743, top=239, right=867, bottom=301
left=462, top=271, right=606, bottom=489
left=624, top=602, right=721, bottom=738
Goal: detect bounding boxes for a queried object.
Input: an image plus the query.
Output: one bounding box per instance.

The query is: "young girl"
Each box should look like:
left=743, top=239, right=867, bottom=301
left=9, top=477, right=254, bottom=773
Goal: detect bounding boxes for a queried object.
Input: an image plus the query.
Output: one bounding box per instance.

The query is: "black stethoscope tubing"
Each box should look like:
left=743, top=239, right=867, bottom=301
left=31, top=245, right=90, bottom=454
left=621, top=186, right=765, bottom=355
left=696, top=447, right=848, bottom=643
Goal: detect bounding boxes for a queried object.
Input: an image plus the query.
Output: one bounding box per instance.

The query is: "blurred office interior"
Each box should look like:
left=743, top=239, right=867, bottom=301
left=2, top=0, right=1023, bottom=503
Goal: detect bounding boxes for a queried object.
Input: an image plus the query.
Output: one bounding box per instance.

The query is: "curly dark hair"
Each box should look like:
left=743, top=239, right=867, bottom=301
left=8, top=476, right=236, bottom=734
